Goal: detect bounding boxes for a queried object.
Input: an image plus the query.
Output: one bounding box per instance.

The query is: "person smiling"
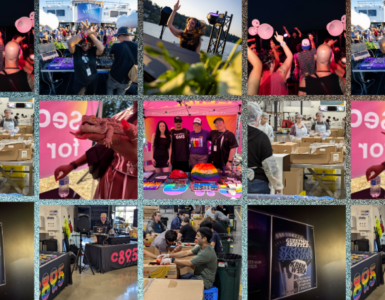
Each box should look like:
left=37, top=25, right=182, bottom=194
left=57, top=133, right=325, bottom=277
left=167, top=0, right=207, bottom=53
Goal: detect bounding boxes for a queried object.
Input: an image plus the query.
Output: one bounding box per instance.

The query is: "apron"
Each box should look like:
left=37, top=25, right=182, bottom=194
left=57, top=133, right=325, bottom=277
left=3, top=119, right=15, bottom=136
left=295, top=124, right=307, bottom=138
left=315, top=121, right=327, bottom=134
left=258, top=123, right=269, bottom=135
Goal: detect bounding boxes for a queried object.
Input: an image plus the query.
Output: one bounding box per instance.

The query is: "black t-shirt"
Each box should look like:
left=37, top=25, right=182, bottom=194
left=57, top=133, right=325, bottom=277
left=95, top=220, right=112, bottom=233
left=248, top=125, right=273, bottom=183
left=73, top=45, right=98, bottom=85
left=212, top=221, right=227, bottom=234
left=110, top=41, right=138, bottom=84
left=178, top=205, right=194, bottom=215
left=210, top=130, right=238, bottom=167
left=0, top=71, right=31, bottom=92
left=171, top=128, right=190, bottom=162
left=179, top=224, right=196, bottom=243
left=210, top=231, right=223, bottom=254
left=305, top=73, right=343, bottom=95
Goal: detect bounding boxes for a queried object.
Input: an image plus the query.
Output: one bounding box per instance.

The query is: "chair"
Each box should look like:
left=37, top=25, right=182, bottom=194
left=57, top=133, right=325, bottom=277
left=204, top=286, right=218, bottom=300
left=143, top=151, right=155, bottom=172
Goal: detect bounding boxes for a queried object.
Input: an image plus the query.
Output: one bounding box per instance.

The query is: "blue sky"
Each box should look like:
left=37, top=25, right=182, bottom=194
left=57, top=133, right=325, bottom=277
left=150, top=0, right=242, bottom=37
left=40, top=0, right=137, bottom=11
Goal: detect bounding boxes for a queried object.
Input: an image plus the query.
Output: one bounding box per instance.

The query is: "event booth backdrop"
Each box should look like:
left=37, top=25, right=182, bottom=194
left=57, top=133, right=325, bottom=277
left=39, top=101, right=100, bottom=178
left=143, top=101, right=242, bottom=153
left=351, top=101, right=385, bottom=179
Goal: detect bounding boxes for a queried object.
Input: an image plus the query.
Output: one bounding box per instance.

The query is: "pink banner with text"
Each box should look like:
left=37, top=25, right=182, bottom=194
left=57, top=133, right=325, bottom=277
left=351, top=101, right=385, bottom=179
left=39, top=101, right=99, bottom=178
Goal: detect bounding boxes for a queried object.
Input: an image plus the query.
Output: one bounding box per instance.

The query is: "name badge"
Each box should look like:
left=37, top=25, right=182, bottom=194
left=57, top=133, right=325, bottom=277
left=213, top=145, right=217, bottom=152
left=86, top=68, right=92, bottom=76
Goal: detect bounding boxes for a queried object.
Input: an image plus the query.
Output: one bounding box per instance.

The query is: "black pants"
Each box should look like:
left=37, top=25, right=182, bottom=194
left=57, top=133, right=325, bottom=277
left=172, top=161, right=190, bottom=173
left=73, top=78, right=98, bottom=95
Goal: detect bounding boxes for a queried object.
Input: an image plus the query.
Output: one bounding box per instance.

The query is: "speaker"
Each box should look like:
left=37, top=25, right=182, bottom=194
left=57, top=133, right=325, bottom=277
left=0, top=223, right=5, bottom=286
left=159, top=7, right=172, bottom=26
left=74, top=206, right=91, bottom=233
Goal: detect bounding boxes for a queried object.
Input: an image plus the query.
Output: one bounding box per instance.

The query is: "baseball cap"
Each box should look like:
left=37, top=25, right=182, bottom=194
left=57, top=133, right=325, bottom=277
left=302, top=39, right=310, bottom=50
left=193, top=118, right=202, bottom=125
left=174, top=116, right=182, bottom=123
left=114, top=27, right=135, bottom=37
left=213, top=117, right=224, bottom=124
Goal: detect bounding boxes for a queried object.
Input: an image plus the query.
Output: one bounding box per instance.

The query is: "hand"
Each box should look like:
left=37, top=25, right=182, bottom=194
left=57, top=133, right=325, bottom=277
left=366, top=164, right=385, bottom=181
left=226, top=162, right=232, bottom=169
left=167, top=159, right=171, bottom=166
left=327, top=39, right=337, bottom=46
left=157, top=254, right=169, bottom=259
left=160, top=258, right=172, bottom=265
left=282, top=26, right=286, bottom=30
left=54, top=164, right=74, bottom=182
left=152, top=159, right=156, bottom=166
left=15, top=36, right=26, bottom=44
left=294, top=27, right=298, bottom=31
left=275, top=190, right=282, bottom=194
left=274, top=31, right=284, bottom=44
left=308, top=34, right=313, bottom=40
left=270, top=39, right=275, bottom=49
left=174, top=0, right=181, bottom=11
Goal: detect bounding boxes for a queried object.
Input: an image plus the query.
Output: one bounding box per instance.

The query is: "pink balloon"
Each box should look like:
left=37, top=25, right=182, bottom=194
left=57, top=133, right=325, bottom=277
left=252, top=19, right=260, bottom=27
left=258, top=23, right=274, bottom=40
left=327, top=20, right=343, bottom=36
left=248, top=27, right=258, bottom=36
left=15, top=17, right=32, bottom=34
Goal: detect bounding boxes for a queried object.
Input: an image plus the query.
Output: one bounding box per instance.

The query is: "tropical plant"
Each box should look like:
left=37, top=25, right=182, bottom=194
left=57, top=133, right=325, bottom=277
left=144, top=39, right=242, bottom=95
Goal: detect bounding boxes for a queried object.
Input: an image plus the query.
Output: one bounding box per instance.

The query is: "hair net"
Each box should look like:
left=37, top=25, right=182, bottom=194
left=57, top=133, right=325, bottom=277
left=247, top=102, right=262, bottom=125
left=261, top=112, right=269, bottom=118
left=316, top=112, right=324, bottom=117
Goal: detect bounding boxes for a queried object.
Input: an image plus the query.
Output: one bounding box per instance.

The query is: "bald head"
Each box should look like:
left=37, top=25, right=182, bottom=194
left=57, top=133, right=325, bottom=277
left=315, top=44, right=332, bottom=65
left=4, top=41, right=20, bottom=62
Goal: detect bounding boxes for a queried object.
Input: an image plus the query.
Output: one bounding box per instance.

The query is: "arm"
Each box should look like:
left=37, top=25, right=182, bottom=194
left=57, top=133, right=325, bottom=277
left=167, top=1, right=183, bottom=38
left=210, top=241, right=216, bottom=248
left=27, top=74, right=35, bottom=92
left=294, top=27, right=302, bottom=37
left=168, top=250, right=194, bottom=258
left=294, top=54, right=299, bottom=81
left=151, top=133, right=156, bottom=165
left=195, top=38, right=202, bottom=53
left=144, top=250, right=157, bottom=259
left=309, top=34, right=315, bottom=49
left=168, top=135, right=172, bottom=165
left=89, top=33, right=104, bottom=56
left=338, top=76, right=346, bottom=95
left=247, top=47, right=262, bottom=95
left=174, top=259, right=195, bottom=267
left=67, top=33, right=82, bottom=54
left=270, top=40, right=280, bottom=69
left=274, top=32, right=293, bottom=82
left=177, top=233, right=183, bottom=240
left=54, top=153, right=88, bottom=181
left=283, top=26, right=290, bottom=38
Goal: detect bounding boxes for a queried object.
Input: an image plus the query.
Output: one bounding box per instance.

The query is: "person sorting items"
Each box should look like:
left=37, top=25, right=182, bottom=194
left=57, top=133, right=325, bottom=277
left=247, top=102, right=283, bottom=195
left=158, top=227, right=217, bottom=289
left=151, top=230, right=178, bottom=254
left=290, top=114, right=309, bottom=141
left=177, top=216, right=197, bottom=243
left=211, top=207, right=230, bottom=226
left=170, top=210, right=185, bottom=230
left=310, top=112, right=331, bottom=137
left=146, top=211, right=167, bottom=234
left=0, top=109, right=19, bottom=136
left=258, top=112, right=274, bottom=142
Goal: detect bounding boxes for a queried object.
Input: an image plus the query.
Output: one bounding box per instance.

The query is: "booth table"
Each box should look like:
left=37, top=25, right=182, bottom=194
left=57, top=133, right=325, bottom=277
left=0, top=158, right=34, bottom=196
left=351, top=251, right=384, bottom=300
left=40, top=187, right=82, bottom=199
left=85, top=242, right=138, bottom=274
left=291, top=159, right=345, bottom=199
left=143, top=172, right=242, bottom=200
left=39, top=251, right=72, bottom=300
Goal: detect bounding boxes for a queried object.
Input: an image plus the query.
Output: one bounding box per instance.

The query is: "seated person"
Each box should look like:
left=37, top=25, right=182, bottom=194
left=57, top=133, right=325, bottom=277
left=178, top=217, right=196, bottom=243
left=146, top=211, right=167, bottom=235
left=171, top=210, right=185, bottom=230
left=200, top=220, right=223, bottom=254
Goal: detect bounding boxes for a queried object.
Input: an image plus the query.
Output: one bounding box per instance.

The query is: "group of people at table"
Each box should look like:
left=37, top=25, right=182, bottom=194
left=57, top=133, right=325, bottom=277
left=143, top=205, right=234, bottom=290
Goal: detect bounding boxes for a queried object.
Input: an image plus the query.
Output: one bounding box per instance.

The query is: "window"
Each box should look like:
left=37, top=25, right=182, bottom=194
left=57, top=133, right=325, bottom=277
left=368, top=10, right=377, bottom=16
left=359, top=10, right=368, bottom=14
left=56, top=10, right=65, bottom=17
left=47, top=10, right=55, bottom=14
left=115, top=206, right=136, bottom=224
left=110, top=11, right=119, bottom=17
left=119, top=11, right=128, bottom=16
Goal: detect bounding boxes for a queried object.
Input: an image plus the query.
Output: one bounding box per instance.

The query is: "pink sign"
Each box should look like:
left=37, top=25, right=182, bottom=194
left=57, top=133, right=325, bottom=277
left=351, top=101, right=385, bottom=179
left=39, top=101, right=99, bottom=178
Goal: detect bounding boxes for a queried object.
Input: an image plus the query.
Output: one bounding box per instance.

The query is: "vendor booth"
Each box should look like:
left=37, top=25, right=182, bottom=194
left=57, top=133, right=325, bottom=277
left=143, top=101, right=242, bottom=199
left=248, top=100, right=346, bottom=199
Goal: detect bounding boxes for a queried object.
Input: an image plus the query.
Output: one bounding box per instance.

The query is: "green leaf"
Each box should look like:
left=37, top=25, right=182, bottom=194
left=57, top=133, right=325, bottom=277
left=144, top=46, right=162, bottom=56
left=216, top=68, right=242, bottom=95
left=158, top=72, right=186, bottom=94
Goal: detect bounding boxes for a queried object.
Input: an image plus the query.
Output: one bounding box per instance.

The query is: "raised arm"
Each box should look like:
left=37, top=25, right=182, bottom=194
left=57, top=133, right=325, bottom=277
left=151, top=133, right=156, bottom=166
left=247, top=47, right=262, bottom=95
left=88, top=26, right=104, bottom=56
left=270, top=39, right=280, bottom=68
left=167, top=1, right=184, bottom=38
left=274, top=32, right=293, bottom=82
left=282, top=26, right=290, bottom=38
left=309, top=34, right=315, bottom=49
left=294, top=27, right=302, bottom=37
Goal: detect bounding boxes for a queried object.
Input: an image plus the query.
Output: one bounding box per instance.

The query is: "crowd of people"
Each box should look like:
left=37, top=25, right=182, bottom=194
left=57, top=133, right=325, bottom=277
left=352, top=25, right=385, bottom=44
left=144, top=205, right=234, bottom=289
left=150, top=116, right=239, bottom=173
left=248, top=26, right=346, bottom=96
left=0, top=30, right=35, bottom=92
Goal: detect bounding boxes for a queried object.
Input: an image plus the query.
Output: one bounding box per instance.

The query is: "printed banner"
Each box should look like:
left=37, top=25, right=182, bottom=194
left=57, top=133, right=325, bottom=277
left=271, top=217, right=317, bottom=299
left=351, top=101, right=385, bottom=179
left=39, top=252, right=72, bottom=300
left=39, top=101, right=99, bottom=178
left=77, top=3, right=102, bottom=23
left=351, top=251, right=382, bottom=300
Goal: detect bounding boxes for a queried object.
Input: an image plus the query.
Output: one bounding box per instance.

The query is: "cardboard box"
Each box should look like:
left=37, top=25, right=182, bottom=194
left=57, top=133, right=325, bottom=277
left=18, top=127, right=27, bottom=134
left=143, top=263, right=178, bottom=279
left=192, top=218, right=204, bottom=231
left=325, top=137, right=345, bottom=144
left=301, top=137, right=322, bottom=146
left=2, top=143, right=25, bottom=151
left=283, top=168, right=303, bottom=195
left=330, top=129, right=344, bottom=138
left=271, top=142, right=298, bottom=154
left=290, top=147, right=343, bottom=165
left=0, top=149, right=32, bottom=161
left=311, top=145, right=338, bottom=155
left=144, top=206, right=159, bottom=218
left=177, top=255, right=196, bottom=276
left=144, top=279, right=204, bottom=300
left=23, top=134, right=34, bottom=139
left=0, top=134, right=10, bottom=140
left=25, top=126, right=33, bottom=134
left=273, top=153, right=291, bottom=172
left=128, top=228, right=138, bottom=238
left=144, top=246, right=160, bottom=256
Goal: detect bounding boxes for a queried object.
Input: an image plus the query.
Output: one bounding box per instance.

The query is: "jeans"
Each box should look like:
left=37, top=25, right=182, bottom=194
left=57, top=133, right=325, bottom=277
left=73, top=78, right=98, bottom=95
left=106, top=74, right=131, bottom=95
left=190, top=154, right=208, bottom=166
left=248, top=178, right=270, bottom=194
left=179, top=273, right=198, bottom=280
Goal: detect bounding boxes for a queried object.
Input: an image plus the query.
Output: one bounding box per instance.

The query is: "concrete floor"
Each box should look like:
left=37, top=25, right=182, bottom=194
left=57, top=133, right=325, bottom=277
left=156, top=205, right=243, bottom=300
left=55, top=265, right=138, bottom=300
left=0, top=168, right=33, bottom=195
left=275, top=134, right=344, bottom=198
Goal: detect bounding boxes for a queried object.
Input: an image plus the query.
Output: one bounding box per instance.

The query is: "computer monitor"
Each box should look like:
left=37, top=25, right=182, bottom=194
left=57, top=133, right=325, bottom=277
left=93, top=226, right=107, bottom=234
